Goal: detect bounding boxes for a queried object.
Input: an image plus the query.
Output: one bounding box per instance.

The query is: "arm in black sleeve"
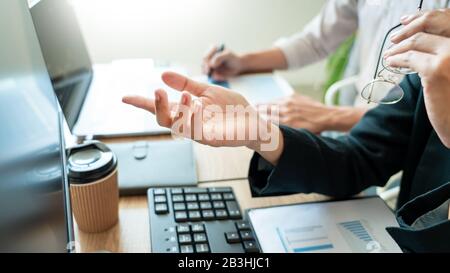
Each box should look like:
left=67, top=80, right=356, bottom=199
left=249, top=75, right=421, bottom=198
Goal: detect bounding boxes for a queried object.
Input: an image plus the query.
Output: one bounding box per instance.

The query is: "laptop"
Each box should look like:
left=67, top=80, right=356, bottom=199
left=1, top=0, right=74, bottom=252
left=29, top=0, right=181, bottom=138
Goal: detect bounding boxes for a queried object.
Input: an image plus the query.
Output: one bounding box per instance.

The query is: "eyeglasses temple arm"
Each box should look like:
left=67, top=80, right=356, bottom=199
left=373, top=23, right=402, bottom=79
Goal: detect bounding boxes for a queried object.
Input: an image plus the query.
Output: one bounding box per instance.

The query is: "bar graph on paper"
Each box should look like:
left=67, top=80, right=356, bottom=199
left=276, top=219, right=384, bottom=253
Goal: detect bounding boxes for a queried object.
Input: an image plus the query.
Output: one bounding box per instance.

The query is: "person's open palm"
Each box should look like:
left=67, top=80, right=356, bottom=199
left=122, top=72, right=264, bottom=148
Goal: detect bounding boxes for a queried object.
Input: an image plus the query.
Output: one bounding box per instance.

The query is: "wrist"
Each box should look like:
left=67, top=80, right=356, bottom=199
left=328, top=106, right=367, bottom=132
left=239, top=48, right=287, bottom=74
left=239, top=53, right=258, bottom=74
left=246, top=118, right=284, bottom=165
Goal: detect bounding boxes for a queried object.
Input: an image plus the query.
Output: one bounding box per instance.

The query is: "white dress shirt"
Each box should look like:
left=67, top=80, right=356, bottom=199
left=275, top=0, right=448, bottom=107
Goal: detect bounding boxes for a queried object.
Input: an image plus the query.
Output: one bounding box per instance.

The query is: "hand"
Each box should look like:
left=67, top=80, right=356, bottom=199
left=385, top=8, right=450, bottom=81
left=122, top=72, right=284, bottom=163
left=258, top=94, right=367, bottom=133
left=391, top=9, right=450, bottom=44
left=384, top=9, right=450, bottom=148
left=260, top=94, right=332, bottom=134
left=202, top=45, right=245, bottom=81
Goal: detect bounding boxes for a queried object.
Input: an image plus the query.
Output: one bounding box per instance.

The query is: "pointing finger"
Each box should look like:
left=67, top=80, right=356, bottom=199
left=122, top=95, right=156, bottom=114
left=162, top=71, right=210, bottom=97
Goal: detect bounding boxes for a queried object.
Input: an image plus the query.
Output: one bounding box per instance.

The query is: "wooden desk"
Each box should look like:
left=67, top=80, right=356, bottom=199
left=75, top=135, right=327, bottom=253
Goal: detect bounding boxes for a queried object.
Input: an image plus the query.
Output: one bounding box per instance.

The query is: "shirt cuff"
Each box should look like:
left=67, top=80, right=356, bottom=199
left=248, top=125, right=315, bottom=197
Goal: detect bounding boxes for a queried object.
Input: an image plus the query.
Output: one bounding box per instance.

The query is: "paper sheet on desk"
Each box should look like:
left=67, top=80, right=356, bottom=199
left=194, top=74, right=294, bottom=105
left=248, top=197, right=402, bottom=253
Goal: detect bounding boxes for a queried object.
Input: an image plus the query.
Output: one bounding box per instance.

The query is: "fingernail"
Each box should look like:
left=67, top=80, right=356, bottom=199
left=182, top=94, right=188, bottom=104
left=155, top=92, right=160, bottom=102
left=400, top=15, right=409, bottom=22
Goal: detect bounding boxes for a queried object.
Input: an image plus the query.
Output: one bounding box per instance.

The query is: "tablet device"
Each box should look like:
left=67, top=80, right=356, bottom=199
left=248, top=197, right=402, bottom=253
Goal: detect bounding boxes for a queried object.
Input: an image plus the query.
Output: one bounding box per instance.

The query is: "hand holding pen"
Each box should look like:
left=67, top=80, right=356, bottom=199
left=202, top=44, right=245, bottom=83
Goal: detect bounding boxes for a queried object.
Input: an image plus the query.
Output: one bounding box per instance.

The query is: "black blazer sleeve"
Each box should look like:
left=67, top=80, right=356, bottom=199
left=249, top=75, right=421, bottom=198
left=386, top=182, right=450, bottom=253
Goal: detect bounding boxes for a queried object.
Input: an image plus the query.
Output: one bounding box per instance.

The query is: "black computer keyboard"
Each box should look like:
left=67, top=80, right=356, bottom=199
left=148, top=187, right=260, bottom=253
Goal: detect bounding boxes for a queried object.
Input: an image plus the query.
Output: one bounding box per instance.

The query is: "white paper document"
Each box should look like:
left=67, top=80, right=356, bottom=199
left=248, top=197, right=402, bottom=253
left=228, top=74, right=294, bottom=105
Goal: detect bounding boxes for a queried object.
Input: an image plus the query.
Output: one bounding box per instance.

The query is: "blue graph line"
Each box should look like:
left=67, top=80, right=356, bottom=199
left=293, top=244, right=334, bottom=253
left=339, top=220, right=373, bottom=242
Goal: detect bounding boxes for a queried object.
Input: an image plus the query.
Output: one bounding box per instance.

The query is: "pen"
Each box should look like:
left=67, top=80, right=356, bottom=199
left=208, top=44, right=225, bottom=78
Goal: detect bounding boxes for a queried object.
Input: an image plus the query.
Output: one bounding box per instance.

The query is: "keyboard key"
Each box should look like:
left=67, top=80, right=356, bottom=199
left=171, top=188, right=183, bottom=195
left=178, top=234, right=192, bottom=244
left=172, top=194, right=185, bottom=203
left=226, top=201, right=242, bottom=219
left=198, top=194, right=210, bottom=201
left=188, top=211, right=202, bottom=221
left=168, top=235, right=178, bottom=244
left=201, top=210, right=215, bottom=220
left=236, top=221, right=251, bottom=231
left=212, top=201, right=226, bottom=209
left=210, top=193, right=222, bottom=201
left=228, top=210, right=241, bottom=219
left=223, top=193, right=235, bottom=200
left=193, top=233, right=208, bottom=243
left=208, top=187, right=232, bottom=193
left=243, top=240, right=259, bottom=253
left=215, top=209, right=228, bottom=220
left=176, top=224, right=190, bottom=234
left=175, top=211, right=188, bottom=222
left=154, top=195, right=167, bottom=203
left=185, top=194, right=197, bottom=202
left=200, top=201, right=212, bottom=209
left=154, top=189, right=166, bottom=195
left=167, top=246, right=179, bottom=253
left=154, top=203, right=168, bottom=214
left=186, top=202, right=199, bottom=210
left=225, top=232, right=241, bottom=244
left=195, top=243, right=210, bottom=253
left=240, top=230, right=255, bottom=241
left=191, top=224, right=205, bottom=233
left=184, top=188, right=208, bottom=194
left=180, top=244, right=194, bottom=253
left=173, top=203, right=186, bottom=211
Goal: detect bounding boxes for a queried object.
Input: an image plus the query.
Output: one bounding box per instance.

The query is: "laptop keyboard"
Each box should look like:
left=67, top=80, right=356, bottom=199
left=148, top=187, right=260, bottom=253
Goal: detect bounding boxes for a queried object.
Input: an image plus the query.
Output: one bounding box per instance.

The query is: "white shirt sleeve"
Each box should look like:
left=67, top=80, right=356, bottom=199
left=275, top=0, right=359, bottom=69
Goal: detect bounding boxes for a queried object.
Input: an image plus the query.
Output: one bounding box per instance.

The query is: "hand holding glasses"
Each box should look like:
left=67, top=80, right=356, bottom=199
left=361, top=0, right=424, bottom=104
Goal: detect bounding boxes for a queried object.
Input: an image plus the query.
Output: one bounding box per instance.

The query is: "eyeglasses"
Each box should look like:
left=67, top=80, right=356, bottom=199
left=361, top=0, right=424, bottom=104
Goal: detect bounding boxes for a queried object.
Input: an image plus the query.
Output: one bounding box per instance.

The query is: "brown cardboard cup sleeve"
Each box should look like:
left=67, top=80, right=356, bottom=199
left=70, top=169, right=119, bottom=233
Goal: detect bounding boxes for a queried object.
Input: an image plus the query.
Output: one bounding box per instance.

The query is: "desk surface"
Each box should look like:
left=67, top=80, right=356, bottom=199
left=75, top=135, right=327, bottom=253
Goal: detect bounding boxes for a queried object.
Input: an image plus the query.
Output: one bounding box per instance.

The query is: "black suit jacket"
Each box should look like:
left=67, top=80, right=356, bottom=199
left=248, top=74, right=450, bottom=252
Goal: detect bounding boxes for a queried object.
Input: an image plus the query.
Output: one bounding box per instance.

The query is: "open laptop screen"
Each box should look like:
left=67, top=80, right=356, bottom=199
left=0, top=0, right=74, bottom=252
left=30, top=0, right=93, bottom=130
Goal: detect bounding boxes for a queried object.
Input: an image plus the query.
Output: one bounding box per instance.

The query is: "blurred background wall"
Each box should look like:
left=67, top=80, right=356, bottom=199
left=69, top=0, right=327, bottom=94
